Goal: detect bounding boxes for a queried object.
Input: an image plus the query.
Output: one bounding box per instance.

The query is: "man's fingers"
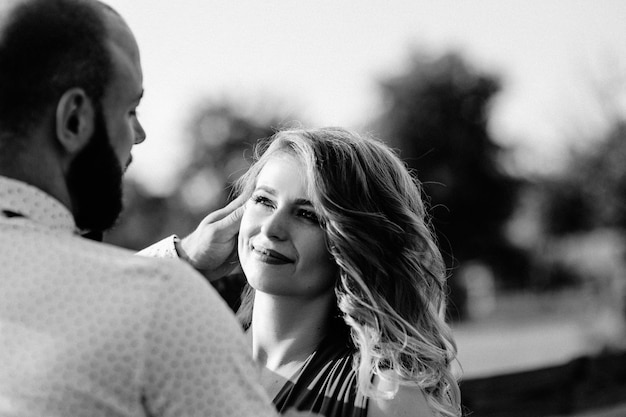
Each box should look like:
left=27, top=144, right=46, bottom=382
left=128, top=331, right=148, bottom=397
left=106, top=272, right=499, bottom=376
left=202, top=194, right=246, bottom=224
left=226, top=204, right=245, bottom=226
left=212, top=204, right=244, bottom=238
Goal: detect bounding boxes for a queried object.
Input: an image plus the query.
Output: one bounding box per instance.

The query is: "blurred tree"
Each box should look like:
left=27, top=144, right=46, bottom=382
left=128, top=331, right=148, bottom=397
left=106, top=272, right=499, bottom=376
left=104, top=179, right=182, bottom=250
left=538, top=52, right=626, bottom=237
left=528, top=123, right=626, bottom=338
left=175, top=100, right=289, bottom=222
left=542, top=122, right=626, bottom=235
left=373, top=52, right=527, bottom=314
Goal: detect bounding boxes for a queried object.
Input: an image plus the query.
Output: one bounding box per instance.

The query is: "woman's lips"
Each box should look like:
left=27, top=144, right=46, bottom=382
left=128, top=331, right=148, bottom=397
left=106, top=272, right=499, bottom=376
left=252, top=245, right=293, bottom=265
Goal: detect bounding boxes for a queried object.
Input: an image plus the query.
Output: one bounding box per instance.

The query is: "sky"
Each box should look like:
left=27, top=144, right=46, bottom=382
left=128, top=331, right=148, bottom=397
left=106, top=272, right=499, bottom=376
left=105, top=0, right=626, bottom=195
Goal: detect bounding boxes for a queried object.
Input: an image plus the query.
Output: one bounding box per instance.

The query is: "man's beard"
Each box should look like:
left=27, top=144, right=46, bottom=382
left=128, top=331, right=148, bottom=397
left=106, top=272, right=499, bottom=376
left=66, top=108, right=125, bottom=234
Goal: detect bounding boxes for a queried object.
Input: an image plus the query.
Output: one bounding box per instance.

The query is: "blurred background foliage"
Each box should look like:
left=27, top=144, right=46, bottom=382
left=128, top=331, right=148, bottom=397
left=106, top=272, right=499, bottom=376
left=105, top=49, right=626, bottom=329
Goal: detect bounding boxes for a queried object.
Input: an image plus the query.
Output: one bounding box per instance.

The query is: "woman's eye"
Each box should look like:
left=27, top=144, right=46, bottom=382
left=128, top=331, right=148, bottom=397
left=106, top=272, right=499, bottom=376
left=251, top=195, right=273, bottom=208
left=298, top=209, right=319, bottom=224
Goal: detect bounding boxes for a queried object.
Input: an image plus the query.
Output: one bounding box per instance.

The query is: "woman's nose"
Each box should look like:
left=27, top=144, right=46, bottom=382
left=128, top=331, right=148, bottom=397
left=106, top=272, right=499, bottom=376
left=261, top=209, right=288, bottom=240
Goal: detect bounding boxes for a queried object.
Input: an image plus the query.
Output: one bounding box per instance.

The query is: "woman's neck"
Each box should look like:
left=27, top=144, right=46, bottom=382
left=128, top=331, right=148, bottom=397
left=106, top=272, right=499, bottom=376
left=251, top=291, right=334, bottom=372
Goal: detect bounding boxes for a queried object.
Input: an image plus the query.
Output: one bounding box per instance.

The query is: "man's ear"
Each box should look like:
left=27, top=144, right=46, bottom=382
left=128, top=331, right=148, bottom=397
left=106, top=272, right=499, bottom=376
left=55, top=88, right=95, bottom=154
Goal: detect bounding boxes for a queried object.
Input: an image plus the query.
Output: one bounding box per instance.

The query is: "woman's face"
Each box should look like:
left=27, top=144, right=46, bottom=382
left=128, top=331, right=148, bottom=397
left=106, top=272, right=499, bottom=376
left=238, top=153, right=337, bottom=299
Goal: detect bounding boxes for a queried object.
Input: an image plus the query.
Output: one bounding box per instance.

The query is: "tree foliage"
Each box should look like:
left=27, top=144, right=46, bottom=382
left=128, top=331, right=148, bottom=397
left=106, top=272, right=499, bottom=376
left=541, top=121, right=626, bottom=235
left=176, top=101, right=287, bottom=219
left=374, top=52, right=525, bottom=287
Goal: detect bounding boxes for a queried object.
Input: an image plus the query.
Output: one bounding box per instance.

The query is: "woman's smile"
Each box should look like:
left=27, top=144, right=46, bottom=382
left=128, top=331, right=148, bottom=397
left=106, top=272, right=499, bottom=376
left=251, top=244, right=293, bottom=265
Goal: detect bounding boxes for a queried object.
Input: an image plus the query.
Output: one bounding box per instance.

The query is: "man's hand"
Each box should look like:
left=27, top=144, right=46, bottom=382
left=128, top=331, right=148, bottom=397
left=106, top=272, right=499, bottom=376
left=177, top=195, right=246, bottom=281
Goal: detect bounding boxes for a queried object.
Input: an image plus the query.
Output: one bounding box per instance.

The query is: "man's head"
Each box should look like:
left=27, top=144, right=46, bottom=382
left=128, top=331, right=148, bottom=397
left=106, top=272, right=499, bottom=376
left=0, top=0, right=111, bottom=137
left=0, top=0, right=145, bottom=232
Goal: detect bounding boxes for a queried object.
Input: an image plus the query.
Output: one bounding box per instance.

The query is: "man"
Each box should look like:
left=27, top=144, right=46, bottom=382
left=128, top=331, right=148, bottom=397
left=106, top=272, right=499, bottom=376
left=0, top=1, right=310, bottom=416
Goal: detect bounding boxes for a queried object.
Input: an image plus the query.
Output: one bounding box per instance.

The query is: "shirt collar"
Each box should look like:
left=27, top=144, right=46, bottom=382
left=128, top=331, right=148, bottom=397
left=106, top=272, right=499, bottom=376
left=0, top=176, right=77, bottom=235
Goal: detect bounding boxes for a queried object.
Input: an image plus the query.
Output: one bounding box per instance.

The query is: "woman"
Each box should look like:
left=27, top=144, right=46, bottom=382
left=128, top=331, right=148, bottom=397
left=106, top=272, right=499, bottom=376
left=235, top=127, right=461, bottom=417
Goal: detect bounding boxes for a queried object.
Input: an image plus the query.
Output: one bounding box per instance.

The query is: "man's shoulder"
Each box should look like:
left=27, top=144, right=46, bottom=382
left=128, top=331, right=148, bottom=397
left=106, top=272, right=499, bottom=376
left=69, top=235, right=211, bottom=291
left=85, top=238, right=234, bottom=313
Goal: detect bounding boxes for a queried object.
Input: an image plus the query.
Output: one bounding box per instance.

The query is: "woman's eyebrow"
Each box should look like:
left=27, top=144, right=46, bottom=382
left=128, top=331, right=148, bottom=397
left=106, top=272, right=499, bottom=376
left=294, top=198, right=313, bottom=207
left=255, top=185, right=276, bottom=195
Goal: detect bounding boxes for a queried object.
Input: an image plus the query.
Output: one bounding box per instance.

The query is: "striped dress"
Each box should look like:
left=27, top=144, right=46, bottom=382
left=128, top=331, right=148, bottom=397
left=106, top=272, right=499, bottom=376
left=273, top=336, right=368, bottom=417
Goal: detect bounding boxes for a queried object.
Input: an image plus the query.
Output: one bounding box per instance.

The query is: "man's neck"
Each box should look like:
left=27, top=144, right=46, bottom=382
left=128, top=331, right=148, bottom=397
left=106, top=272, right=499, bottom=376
left=0, top=142, right=73, bottom=212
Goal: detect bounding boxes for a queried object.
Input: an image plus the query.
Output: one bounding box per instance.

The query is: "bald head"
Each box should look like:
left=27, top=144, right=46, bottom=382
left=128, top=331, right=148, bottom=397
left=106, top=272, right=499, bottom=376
left=0, top=0, right=125, bottom=140
left=101, top=4, right=142, bottom=80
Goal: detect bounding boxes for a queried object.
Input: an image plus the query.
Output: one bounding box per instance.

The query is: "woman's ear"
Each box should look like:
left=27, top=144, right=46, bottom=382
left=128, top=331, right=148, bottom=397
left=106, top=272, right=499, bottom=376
left=55, top=88, right=95, bottom=155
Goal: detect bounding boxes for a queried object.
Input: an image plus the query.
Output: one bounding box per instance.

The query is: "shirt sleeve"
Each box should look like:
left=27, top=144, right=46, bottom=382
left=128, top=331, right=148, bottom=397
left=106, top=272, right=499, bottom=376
left=140, top=262, right=277, bottom=417
left=136, top=235, right=180, bottom=259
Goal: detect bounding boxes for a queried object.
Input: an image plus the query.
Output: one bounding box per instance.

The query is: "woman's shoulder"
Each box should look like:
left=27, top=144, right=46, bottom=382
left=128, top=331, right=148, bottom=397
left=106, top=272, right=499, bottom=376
left=367, top=370, right=434, bottom=417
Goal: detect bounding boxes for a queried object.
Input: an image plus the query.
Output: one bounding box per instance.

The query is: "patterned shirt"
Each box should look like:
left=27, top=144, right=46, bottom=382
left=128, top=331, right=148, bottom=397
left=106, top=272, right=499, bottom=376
left=0, top=176, right=277, bottom=417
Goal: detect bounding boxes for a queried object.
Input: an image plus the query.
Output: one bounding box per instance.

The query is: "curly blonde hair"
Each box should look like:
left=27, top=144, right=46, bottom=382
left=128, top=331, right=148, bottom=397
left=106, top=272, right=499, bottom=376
left=235, top=127, right=461, bottom=417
